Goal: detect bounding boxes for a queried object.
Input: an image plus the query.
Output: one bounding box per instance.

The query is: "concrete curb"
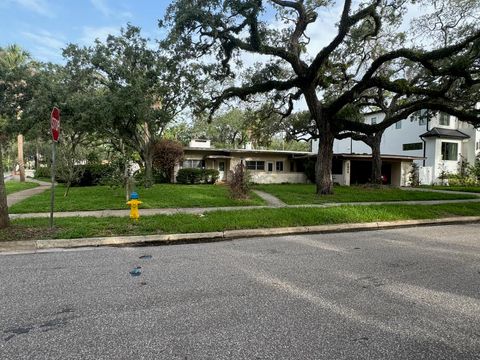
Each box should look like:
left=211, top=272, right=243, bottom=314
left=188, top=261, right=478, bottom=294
left=1, top=216, right=479, bottom=253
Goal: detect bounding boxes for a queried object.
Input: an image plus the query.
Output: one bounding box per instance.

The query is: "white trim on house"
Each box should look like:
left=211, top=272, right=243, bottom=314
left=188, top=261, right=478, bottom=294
left=312, top=111, right=480, bottom=185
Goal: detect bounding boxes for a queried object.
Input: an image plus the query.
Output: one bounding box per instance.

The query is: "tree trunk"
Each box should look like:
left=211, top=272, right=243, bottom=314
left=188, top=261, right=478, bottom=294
left=17, top=134, right=25, bottom=182
left=34, top=138, right=40, bottom=172
left=370, top=138, right=382, bottom=185
left=0, top=147, right=10, bottom=229
left=369, top=131, right=384, bottom=185
left=124, top=160, right=130, bottom=202
left=141, top=121, right=154, bottom=188
left=315, top=130, right=335, bottom=195
left=144, top=148, right=154, bottom=188
left=64, top=182, right=71, bottom=197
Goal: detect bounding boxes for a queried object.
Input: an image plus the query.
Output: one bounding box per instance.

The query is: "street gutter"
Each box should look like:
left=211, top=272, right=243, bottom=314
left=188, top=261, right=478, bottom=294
left=1, top=216, right=479, bottom=253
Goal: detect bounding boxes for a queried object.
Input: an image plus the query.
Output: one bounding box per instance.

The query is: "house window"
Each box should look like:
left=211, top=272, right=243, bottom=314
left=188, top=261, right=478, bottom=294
left=290, top=161, right=295, bottom=172
left=267, top=162, right=273, bottom=172
left=182, top=159, right=205, bottom=168
left=403, top=143, right=423, bottom=151
left=395, top=120, right=402, bottom=129
left=441, top=142, right=458, bottom=161
left=246, top=161, right=265, bottom=170
left=371, top=117, right=377, bottom=125
left=439, top=112, right=450, bottom=126
left=276, top=161, right=284, bottom=172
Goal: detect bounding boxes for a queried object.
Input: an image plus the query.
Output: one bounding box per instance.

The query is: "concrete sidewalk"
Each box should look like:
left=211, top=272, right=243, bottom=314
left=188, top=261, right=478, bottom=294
left=400, top=186, right=480, bottom=197
left=6, top=178, right=51, bottom=207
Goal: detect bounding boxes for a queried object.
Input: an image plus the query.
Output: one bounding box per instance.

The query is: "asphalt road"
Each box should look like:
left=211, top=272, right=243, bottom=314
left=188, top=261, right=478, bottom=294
left=1, top=224, right=479, bottom=359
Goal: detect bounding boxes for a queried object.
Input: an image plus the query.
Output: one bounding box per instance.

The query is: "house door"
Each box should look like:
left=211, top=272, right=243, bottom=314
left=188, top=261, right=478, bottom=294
left=218, top=161, right=226, bottom=181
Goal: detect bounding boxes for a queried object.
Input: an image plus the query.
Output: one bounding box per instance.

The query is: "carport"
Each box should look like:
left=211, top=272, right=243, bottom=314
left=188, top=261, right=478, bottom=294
left=330, top=154, right=423, bottom=186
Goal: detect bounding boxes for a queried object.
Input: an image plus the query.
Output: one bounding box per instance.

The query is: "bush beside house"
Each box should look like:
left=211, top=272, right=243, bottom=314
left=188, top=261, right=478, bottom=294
left=176, top=168, right=219, bottom=184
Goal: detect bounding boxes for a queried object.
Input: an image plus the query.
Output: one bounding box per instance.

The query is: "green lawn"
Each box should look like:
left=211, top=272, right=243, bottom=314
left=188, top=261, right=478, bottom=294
left=254, top=184, right=476, bottom=204
left=422, top=186, right=480, bottom=193
left=9, top=184, right=265, bottom=213
left=2, top=202, right=480, bottom=241
left=5, top=181, right=39, bottom=195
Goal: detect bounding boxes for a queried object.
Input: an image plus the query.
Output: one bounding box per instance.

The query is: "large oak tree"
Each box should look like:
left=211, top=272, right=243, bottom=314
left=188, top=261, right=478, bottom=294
left=163, top=0, right=480, bottom=194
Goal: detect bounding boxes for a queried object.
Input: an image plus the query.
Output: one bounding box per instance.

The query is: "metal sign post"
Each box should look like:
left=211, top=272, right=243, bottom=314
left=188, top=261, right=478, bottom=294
left=50, top=107, right=60, bottom=228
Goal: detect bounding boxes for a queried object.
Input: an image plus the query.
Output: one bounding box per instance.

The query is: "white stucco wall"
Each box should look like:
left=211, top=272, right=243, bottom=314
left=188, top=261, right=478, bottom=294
left=312, top=111, right=478, bottom=185
left=249, top=172, right=308, bottom=184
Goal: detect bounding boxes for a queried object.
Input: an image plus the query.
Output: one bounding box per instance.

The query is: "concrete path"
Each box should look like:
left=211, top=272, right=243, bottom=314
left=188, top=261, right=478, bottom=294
left=400, top=186, right=480, bottom=197
left=252, top=189, right=286, bottom=206
left=6, top=178, right=51, bottom=207
left=9, top=197, right=480, bottom=219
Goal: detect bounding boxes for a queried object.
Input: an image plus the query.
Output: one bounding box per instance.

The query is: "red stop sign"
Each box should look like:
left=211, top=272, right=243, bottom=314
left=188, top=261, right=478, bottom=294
left=51, top=107, right=60, bottom=142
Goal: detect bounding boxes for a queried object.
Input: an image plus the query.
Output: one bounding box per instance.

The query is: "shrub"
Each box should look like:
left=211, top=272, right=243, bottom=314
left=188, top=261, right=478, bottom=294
left=176, top=168, right=220, bottom=184
left=468, top=157, right=480, bottom=183
left=409, top=162, right=420, bottom=187
left=77, top=164, right=115, bottom=187
left=34, top=166, right=51, bottom=179
left=303, top=158, right=316, bottom=183
left=447, top=173, right=477, bottom=187
left=228, top=162, right=250, bottom=199
left=176, top=168, right=204, bottom=184
left=134, top=168, right=168, bottom=186
left=152, top=139, right=184, bottom=183
left=203, top=169, right=220, bottom=184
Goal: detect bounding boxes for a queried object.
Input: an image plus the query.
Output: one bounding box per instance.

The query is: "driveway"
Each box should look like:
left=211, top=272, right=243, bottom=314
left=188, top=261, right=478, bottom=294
left=1, top=224, right=479, bottom=359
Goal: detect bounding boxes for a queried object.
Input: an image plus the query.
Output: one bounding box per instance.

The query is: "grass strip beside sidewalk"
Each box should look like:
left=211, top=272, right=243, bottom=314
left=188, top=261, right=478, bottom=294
left=2, top=202, right=480, bottom=242
left=253, top=184, right=477, bottom=204
left=5, top=181, right=39, bottom=195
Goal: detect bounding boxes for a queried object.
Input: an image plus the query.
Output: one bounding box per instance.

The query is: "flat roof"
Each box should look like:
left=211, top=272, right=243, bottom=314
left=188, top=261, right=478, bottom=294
left=333, top=153, right=425, bottom=161
left=184, top=147, right=312, bottom=156
left=184, top=147, right=423, bottom=161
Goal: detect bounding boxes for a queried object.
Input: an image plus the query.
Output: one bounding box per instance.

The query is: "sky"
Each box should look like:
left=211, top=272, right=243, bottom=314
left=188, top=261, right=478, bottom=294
left=0, top=0, right=428, bottom=69
left=0, top=0, right=170, bottom=63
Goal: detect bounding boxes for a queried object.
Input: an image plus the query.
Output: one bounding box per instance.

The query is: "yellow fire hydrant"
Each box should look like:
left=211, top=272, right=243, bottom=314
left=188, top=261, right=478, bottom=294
left=127, top=192, right=142, bottom=221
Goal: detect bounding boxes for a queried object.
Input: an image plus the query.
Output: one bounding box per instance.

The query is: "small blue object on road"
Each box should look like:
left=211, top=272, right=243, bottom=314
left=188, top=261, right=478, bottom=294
left=129, top=266, right=142, bottom=277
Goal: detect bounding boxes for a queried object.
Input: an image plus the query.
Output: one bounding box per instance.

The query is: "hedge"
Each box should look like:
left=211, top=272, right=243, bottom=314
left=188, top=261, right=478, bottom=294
left=176, top=168, right=219, bottom=184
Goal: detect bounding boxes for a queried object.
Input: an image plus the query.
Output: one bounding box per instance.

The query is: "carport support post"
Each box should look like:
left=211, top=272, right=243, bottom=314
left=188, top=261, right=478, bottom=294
left=49, top=141, right=56, bottom=228
left=343, top=160, right=351, bottom=186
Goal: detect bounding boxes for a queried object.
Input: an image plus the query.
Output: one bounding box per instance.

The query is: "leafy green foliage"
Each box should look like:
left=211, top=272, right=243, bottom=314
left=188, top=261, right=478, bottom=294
left=5, top=181, right=38, bottom=195
left=409, top=163, right=420, bottom=187
left=4, top=202, right=480, bottom=241
left=152, top=139, right=184, bottom=182
left=176, top=168, right=219, bottom=184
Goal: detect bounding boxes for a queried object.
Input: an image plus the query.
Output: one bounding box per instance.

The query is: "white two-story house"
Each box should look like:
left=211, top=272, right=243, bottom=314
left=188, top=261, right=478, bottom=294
left=314, top=111, right=480, bottom=185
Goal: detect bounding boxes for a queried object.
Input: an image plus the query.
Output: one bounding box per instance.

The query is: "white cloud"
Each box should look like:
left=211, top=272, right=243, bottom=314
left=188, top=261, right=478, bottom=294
left=32, top=45, right=63, bottom=62
left=22, top=30, right=66, bottom=50
left=90, top=0, right=111, bottom=17
left=11, top=0, right=53, bottom=17
left=90, top=0, right=132, bottom=19
left=80, top=26, right=120, bottom=45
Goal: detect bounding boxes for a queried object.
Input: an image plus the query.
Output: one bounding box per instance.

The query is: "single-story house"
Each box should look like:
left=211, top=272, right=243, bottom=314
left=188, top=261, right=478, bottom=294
left=176, top=140, right=422, bottom=186
left=176, top=140, right=310, bottom=184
